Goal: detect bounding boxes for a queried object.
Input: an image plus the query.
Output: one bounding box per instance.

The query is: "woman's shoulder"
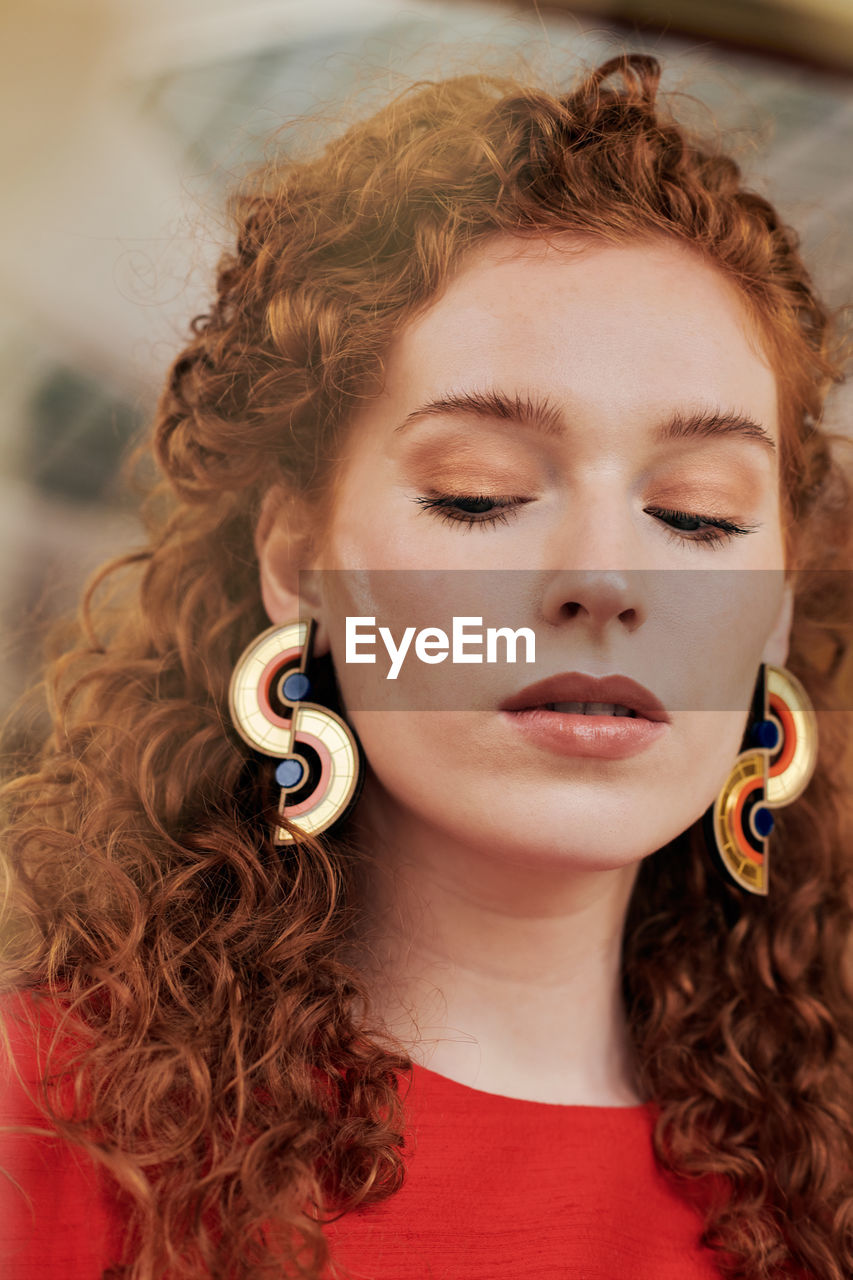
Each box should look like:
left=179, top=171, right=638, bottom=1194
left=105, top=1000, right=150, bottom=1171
left=1, top=986, right=94, bottom=1110
left=2, top=982, right=72, bottom=1039
left=0, top=986, right=125, bottom=1280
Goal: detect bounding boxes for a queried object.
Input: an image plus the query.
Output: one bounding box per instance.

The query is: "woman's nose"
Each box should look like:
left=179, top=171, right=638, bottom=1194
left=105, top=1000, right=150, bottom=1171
left=538, top=494, right=648, bottom=634
left=540, top=568, right=645, bottom=634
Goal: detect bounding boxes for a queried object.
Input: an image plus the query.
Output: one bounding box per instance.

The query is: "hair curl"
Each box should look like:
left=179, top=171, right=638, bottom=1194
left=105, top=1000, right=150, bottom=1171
left=2, top=52, right=853, bottom=1280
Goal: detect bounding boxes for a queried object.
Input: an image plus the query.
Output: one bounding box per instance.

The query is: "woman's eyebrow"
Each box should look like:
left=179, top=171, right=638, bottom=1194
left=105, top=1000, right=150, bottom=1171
left=395, top=388, right=777, bottom=456
left=395, top=389, right=565, bottom=437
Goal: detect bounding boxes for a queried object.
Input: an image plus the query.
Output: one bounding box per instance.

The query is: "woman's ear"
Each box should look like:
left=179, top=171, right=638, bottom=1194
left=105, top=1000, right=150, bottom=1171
left=255, top=486, right=331, bottom=656
left=761, top=579, right=794, bottom=668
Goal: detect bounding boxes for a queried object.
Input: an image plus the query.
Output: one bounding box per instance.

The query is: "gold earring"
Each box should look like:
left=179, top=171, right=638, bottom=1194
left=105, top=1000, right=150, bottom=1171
left=228, top=618, right=363, bottom=844
left=702, top=663, right=818, bottom=896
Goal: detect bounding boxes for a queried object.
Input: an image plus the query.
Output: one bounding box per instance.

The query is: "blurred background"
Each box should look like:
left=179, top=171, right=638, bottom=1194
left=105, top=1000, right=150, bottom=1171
left=2, top=0, right=852, bottom=720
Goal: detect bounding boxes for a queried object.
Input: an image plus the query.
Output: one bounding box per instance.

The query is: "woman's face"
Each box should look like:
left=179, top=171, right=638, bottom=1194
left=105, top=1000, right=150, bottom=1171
left=265, top=234, right=790, bottom=871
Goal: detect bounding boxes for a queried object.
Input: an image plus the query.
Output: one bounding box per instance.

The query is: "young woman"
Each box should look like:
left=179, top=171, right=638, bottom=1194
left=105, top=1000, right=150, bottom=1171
left=2, top=52, right=852, bottom=1280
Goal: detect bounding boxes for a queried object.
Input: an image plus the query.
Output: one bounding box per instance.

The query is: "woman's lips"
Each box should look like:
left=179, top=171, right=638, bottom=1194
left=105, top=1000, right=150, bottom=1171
left=498, top=671, right=670, bottom=723
left=500, top=706, right=669, bottom=759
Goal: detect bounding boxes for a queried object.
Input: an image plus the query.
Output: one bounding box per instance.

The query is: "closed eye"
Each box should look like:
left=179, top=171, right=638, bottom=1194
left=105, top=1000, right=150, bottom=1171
left=412, top=492, right=758, bottom=547
left=643, top=505, right=759, bottom=549
left=412, top=493, right=527, bottom=530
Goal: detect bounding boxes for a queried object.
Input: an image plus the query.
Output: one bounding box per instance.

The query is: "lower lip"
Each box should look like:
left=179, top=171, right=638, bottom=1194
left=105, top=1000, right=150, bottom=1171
left=500, top=708, right=669, bottom=759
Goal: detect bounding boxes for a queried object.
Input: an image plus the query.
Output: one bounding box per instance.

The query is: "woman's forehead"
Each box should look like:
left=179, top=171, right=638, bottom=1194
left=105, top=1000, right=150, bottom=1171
left=406, top=232, right=759, bottom=335
left=378, top=233, right=779, bottom=444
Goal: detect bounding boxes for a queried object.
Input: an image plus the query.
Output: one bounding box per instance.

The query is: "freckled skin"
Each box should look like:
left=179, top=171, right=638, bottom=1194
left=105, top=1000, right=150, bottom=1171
left=270, top=235, right=788, bottom=871
left=257, top=234, right=792, bottom=1102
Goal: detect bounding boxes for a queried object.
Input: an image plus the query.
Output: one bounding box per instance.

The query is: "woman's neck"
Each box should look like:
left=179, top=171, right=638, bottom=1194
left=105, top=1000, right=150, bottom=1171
left=346, top=775, right=644, bottom=1107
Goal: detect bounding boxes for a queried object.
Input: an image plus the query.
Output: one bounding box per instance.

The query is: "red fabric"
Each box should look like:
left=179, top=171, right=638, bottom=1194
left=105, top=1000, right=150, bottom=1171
left=322, top=1064, right=724, bottom=1280
left=2, top=993, right=727, bottom=1278
left=1, top=993, right=128, bottom=1278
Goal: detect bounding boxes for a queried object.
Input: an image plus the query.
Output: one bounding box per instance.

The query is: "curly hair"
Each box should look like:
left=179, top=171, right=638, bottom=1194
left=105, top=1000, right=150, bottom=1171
left=2, top=52, right=853, bottom=1280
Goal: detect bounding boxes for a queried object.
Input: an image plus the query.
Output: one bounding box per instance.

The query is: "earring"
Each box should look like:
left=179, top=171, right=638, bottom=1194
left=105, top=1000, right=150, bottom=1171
left=702, top=663, right=818, bottom=896
left=228, top=618, right=364, bottom=844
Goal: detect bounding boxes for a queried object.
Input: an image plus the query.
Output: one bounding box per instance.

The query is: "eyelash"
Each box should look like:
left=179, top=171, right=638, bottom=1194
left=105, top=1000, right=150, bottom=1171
left=412, top=493, right=758, bottom=548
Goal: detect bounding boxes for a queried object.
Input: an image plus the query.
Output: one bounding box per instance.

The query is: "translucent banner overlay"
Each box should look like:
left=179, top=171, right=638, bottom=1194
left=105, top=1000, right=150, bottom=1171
left=298, top=570, right=853, bottom=712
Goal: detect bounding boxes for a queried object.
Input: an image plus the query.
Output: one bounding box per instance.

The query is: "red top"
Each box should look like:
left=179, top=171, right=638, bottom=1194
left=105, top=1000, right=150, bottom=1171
left=322, top=1062, right=725, bottom=1280
left=1, top=995, right=727, bottom=1279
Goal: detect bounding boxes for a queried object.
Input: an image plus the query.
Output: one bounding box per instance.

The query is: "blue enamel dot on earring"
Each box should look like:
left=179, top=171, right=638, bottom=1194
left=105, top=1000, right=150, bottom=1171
left=282, top=672, right=311, bottom=702
left=276, top=758, right=305, bottom=788
left=751, top=718, right=780, bottom=750
left=752, top=807, right=775, bottom=838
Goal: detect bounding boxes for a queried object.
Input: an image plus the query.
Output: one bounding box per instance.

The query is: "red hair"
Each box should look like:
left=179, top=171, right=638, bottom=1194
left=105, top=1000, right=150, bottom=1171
left=2, top=53, right=853, bottom=1279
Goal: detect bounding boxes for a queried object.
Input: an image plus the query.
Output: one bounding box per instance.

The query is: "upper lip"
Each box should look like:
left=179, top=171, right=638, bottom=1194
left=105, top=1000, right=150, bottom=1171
left=499, top=672, right=671, bottom=723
